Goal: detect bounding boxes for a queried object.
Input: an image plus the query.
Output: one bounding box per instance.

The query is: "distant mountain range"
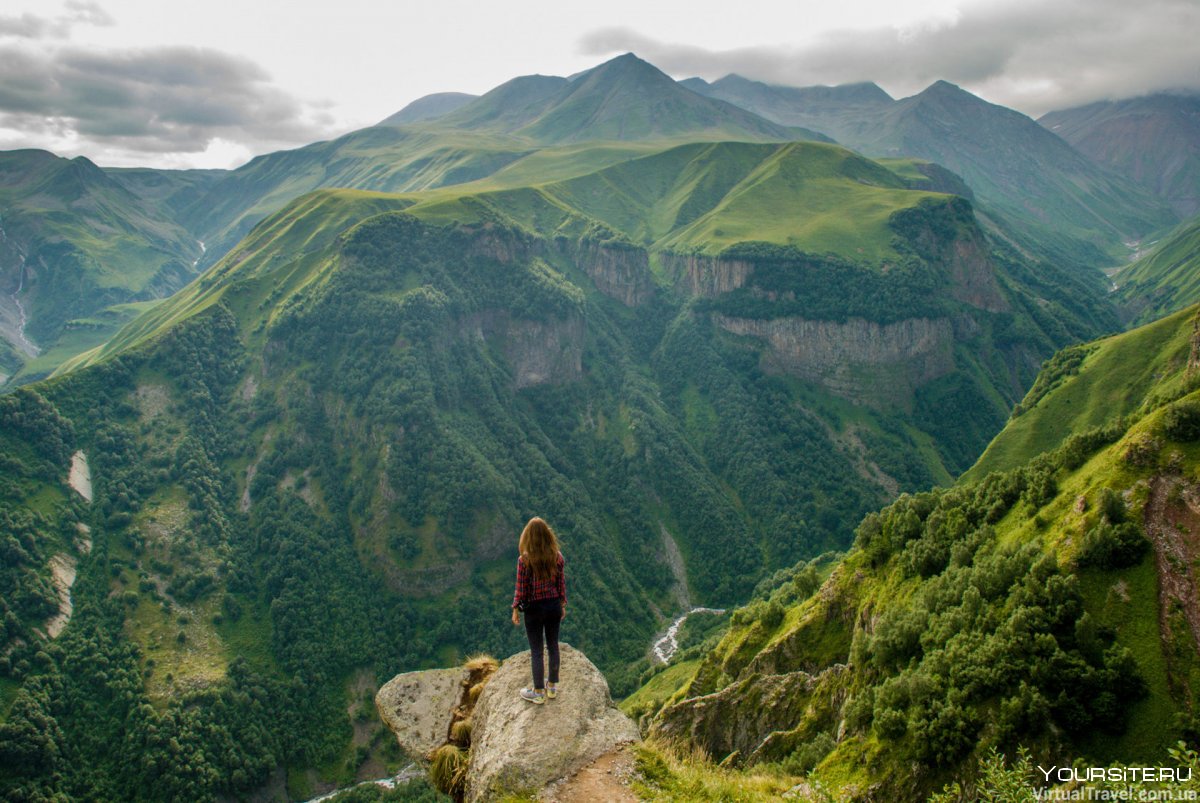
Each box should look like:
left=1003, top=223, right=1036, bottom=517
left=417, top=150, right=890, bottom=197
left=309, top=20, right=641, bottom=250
left=1, top=51, right=1192, bottom=387
left=685, top=73, right=1178, bottom=269
left=431, top=53, right=826, bottom=144
left=1040, top=93, right=1200, bottom=218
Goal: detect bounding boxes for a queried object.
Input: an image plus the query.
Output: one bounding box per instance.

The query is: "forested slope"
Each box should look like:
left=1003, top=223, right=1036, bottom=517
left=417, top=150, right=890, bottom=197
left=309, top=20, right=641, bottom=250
left=632, top=305, right=1200, bottom=800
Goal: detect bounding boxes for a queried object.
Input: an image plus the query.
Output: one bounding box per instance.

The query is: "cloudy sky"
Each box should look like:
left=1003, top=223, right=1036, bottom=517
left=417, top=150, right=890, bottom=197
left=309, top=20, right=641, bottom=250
left=1, top=0, right=1197, bottom=169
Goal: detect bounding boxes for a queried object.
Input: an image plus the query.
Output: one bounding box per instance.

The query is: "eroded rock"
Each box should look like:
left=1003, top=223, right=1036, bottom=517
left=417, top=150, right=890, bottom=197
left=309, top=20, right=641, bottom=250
left=376, top=666, right=469, bottom=760
left=466, top=644, right=638, bottom=802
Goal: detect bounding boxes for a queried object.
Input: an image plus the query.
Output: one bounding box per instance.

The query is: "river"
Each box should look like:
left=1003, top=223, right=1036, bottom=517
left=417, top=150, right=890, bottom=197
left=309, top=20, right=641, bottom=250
left=652, top=606, right=726, bottom=664
left=303, top=762, right=424, bottom=803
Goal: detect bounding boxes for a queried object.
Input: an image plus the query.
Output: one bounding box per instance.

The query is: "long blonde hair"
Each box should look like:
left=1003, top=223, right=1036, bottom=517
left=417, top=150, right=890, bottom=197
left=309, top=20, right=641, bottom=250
left=519, top=517, right=561, bottom=582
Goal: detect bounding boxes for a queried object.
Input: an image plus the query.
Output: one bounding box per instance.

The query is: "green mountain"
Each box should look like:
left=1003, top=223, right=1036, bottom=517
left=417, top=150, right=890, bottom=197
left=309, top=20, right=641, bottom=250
left=682, top=74, right=893, bottom=134
left=1041, top=93, right=1200, bottom=218
left=170, top=126, right=538, bottom=267
left=965, top=300, right=1200, bottom=480
left=149, top=57, right=829, bottom=282
left=436, top=54, right=816, bottom=145
left=0, top=150, right=206, bottom=385
left=693, top=75, right=1178, bottom=270
left=0, top=133, right=1113, bottom=800
left=378, top=91, right=479, bottom=125
left=631, top=305, right=1200, bottom=800
left=0, top=55, right=829, bottom=388
left=1114, top=215, right=1200, bottom=325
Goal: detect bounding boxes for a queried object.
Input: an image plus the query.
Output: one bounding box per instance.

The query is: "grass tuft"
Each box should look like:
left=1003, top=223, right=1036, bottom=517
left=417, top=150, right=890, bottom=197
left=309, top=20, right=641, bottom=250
left=429, top=743, right=468, bottom=798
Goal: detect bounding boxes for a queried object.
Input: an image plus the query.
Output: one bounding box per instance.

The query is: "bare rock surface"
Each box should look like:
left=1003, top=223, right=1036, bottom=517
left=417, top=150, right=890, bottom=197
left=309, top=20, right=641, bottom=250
left=466, top=643, right=639, bottom=802
left=375, top=666, right=468, bottom=759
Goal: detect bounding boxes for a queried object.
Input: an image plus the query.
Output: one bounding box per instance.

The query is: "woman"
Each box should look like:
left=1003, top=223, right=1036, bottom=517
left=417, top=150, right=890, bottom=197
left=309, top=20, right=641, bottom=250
left=510, top=516, right=567, bottom=704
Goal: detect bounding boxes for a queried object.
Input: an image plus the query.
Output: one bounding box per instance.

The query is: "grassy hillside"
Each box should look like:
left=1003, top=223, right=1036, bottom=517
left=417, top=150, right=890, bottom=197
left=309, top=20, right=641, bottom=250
left=633, top=311, right=1200, bottom=798
left=404, top=140, right=940, bottom=262
left=1115, top=216, right=1200, bottom=325
left=965, top=304, right=1197, bottom=480
left=174, top=127, right=539, bottom=269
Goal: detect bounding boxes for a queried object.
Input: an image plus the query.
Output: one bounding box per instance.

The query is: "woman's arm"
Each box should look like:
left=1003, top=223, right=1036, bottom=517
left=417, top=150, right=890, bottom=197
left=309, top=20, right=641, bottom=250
left=559, top=553, right=567, bottom=618
left=511, top=556, right=526, bottom=626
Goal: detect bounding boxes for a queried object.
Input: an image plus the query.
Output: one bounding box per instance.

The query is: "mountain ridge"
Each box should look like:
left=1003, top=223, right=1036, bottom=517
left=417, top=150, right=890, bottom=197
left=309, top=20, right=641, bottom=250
left=436, top=53, right=822, bottom=145
left=1040, top=92, right=1200, bottom=218
left=688, top=74, right=1179, bottom=268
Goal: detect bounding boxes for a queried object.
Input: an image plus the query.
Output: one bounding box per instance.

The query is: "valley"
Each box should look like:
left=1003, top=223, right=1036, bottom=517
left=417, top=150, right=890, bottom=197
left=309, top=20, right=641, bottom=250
left=0, top=49, right=1197, bottom=803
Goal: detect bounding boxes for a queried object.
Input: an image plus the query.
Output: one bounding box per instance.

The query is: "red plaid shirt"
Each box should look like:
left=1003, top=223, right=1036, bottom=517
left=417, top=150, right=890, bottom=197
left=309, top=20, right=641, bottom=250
left=512, top=552, right=566, bottom=608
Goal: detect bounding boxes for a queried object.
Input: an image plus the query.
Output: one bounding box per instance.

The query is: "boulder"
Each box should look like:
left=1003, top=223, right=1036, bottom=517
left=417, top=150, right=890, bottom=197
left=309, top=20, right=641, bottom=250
left=466, top=643, right=639, bottom=802
left=376, top=666, right=468, bottom=759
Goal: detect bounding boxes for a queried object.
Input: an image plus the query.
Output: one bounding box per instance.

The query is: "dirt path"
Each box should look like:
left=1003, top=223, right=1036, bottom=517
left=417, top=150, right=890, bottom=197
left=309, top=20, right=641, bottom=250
left=540, top=746, right=639, bottom=803
left=1144, top=477, right=1200, bottom=656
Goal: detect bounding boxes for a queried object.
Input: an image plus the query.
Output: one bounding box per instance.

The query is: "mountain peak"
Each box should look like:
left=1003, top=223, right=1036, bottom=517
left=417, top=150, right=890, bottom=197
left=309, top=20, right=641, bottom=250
left=907, top=80, right=1003, bottom=114
left=379, top=92, right=478, bottom=126
left=573, top=52, right=674, bottom=88
left=922, top=79, right=970, bottom=98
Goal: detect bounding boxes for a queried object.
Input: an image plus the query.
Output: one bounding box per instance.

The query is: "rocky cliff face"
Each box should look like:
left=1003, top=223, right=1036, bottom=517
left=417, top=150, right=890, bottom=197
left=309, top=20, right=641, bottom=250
left=464, top=310, right=584, bottom=389
left=713, top=314, right=955, bottom=406
left=651, top=663, right=852, bottom=766
left=571, top=240, right=655, bottom=307
left=940, top=230, right=1008, bottom=313
left=661, top=251, right=754, bottom=298
left=891, top=197, right=1009, bottom=313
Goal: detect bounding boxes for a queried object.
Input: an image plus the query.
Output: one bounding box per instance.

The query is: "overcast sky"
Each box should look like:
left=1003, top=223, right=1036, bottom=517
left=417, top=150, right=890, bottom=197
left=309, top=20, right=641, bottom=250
left=1, top=0, right=1197, bottom=169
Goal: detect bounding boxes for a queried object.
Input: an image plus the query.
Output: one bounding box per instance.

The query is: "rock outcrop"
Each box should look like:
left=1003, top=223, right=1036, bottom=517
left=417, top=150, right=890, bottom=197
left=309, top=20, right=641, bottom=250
left=573, top=240, right=655, bottom=307
left=653, top=670, right=816, bottom=764
left=463, top=310, right=584, bottom=389
left=651, top=664, right=850, bottom=766
left=376, top=666, right=470, bottom=759
left=376, top=644, right=638, bottom=802
left=661, top=251, right=754, bottom=298
left=713, top=313, right=954, bottom=406
left=466, top=644, right=639, bottom=801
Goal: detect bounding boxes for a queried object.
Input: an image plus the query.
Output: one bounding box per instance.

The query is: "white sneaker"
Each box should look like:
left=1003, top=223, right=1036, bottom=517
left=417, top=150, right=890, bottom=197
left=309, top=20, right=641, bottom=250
left=546, top=682, right=558, bottom=699
left=520, top=687, right=545, bottom=705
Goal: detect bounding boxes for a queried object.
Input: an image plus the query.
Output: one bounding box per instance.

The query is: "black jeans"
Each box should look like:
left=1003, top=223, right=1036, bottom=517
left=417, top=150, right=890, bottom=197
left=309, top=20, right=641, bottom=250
left=523, top=598, right=562, bottom=690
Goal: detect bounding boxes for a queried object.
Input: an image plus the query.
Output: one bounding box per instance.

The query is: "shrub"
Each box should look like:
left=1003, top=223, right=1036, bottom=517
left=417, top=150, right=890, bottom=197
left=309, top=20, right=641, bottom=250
left=761, top=600, right=785, bottom=629
left=1097, top=487, right=1126, bottom=524
left=783, top=732, right=836, bottom=775
left=1162, top=399, right=1200, bottom=442
left=1078, top=521, right=1149, bottom=570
